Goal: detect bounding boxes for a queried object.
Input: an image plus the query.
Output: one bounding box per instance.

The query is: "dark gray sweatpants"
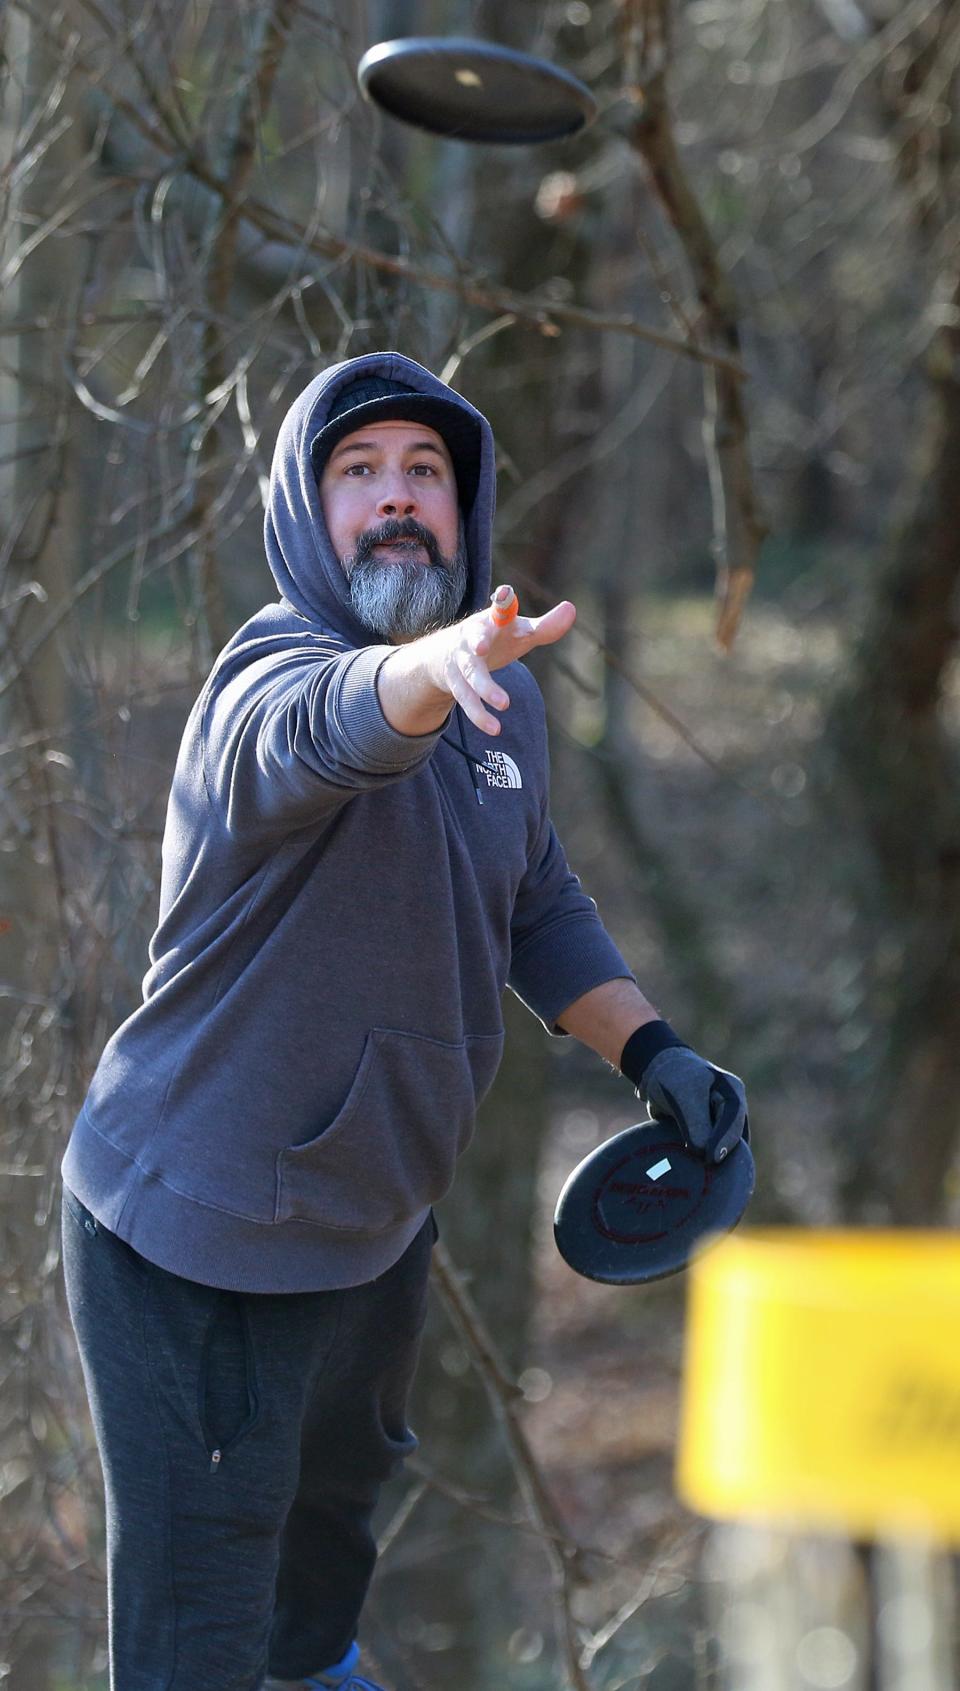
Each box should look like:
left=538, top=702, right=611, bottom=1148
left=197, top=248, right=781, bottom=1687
left=61, top=1184, right=435, bottom=1691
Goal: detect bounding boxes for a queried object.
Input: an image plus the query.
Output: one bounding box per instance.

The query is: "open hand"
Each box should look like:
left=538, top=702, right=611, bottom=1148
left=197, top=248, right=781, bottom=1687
left=435, top=588, right=576, bottom=735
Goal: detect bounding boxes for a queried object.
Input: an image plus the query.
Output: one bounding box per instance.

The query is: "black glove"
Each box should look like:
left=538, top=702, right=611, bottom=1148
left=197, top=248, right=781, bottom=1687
left=620, top=1020, right=748, bottom=1164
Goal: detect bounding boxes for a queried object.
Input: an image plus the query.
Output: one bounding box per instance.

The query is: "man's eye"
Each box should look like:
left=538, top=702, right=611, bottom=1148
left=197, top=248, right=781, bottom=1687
left=344, top=463, right=370, bottom=475
left=411, top=464, right=436, bottom=476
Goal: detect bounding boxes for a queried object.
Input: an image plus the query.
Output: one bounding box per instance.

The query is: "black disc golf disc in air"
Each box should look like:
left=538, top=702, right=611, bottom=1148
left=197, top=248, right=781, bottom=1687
left=554, top=1117, right=755, bottom=1286
left=357, top=38, right=597, bottom=145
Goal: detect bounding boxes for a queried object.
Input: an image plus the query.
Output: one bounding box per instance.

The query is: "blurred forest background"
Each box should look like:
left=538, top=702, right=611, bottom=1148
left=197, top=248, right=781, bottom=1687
left=1, top=0, right=959, bottom=1686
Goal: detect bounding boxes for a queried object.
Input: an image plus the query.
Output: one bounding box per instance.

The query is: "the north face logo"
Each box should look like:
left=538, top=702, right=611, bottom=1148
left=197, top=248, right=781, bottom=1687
left=482, top=750, right=523, bottom=790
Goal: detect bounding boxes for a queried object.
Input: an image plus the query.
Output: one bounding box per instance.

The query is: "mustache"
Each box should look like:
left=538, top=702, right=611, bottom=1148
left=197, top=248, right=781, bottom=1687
left=352, top=518, right=446, bottom=570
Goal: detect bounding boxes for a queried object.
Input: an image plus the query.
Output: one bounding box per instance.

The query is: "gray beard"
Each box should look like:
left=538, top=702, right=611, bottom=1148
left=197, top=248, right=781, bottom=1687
left=345, top=524, right=469, bottom=641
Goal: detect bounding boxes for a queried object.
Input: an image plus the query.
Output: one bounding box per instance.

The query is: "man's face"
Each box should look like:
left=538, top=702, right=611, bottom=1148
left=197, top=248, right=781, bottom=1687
left=319, top=420, right=467, bottom=642
left=320, top=420, right=460, bottom=562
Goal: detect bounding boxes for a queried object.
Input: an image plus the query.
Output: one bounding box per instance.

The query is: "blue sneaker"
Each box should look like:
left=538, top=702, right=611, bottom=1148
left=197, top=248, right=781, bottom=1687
left=265, top=1640, right=388, bottom=1691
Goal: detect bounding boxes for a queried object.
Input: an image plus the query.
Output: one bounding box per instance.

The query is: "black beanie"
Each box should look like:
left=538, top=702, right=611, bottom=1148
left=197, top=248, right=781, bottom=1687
left=310, top=376, right=482, bottom=512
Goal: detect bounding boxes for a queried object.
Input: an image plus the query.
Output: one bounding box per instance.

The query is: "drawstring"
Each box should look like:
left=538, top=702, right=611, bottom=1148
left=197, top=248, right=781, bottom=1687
left=442, top=708, right=485, bottom=804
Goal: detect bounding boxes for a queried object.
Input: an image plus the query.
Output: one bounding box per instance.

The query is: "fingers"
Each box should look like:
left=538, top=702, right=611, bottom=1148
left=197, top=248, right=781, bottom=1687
left=526, top=600, right=577, bottom=647
left=462, top=647, right=509, bottom=713
left=648, top=1082, right=684, bottom=1135
left=444, top=647, right=509, bottom=736
left=450, top=680, right=501, bottom=736
left=707, top=1074, right=748, bottom=1163
left=648, top=1069, right=746, bottom=1164
left=479, top=591, right=576, bottom=652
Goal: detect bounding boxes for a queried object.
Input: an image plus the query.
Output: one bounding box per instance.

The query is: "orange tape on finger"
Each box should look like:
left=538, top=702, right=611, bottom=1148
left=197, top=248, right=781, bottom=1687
left=490, top=585, right=518, bottom=627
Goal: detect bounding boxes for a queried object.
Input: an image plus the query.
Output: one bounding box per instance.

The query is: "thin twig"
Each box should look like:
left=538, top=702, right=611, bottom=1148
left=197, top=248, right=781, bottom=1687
left=212, top=175, right=750, bottom=378
left=405, top=1454, right=698, bottom=1580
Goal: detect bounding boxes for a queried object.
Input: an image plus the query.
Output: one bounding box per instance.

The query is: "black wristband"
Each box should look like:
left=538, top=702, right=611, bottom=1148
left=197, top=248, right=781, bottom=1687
left=619, top=1020, right=690, bottom=1089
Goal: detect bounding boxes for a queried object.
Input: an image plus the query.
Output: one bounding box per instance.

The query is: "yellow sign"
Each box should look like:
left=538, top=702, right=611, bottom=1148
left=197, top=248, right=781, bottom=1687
left=677, top=1229, right=960, bottom=1542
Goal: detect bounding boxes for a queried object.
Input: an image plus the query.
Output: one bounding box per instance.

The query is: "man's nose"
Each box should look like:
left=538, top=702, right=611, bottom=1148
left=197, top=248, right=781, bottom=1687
left=376, top=472, right=418, bottom=519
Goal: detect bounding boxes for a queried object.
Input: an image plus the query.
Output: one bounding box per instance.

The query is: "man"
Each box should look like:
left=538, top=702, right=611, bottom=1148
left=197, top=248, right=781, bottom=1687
left=60, top=351, right=747, bottom=1691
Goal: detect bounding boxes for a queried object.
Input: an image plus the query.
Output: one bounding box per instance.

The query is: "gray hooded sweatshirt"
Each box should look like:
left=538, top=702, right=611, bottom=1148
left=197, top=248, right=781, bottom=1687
left=61, top=351, right=632, bottom=1291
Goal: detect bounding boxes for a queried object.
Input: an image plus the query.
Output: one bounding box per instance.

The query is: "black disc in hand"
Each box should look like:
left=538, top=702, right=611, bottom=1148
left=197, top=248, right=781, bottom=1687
left=554, top=1117, right=755, bottom=1285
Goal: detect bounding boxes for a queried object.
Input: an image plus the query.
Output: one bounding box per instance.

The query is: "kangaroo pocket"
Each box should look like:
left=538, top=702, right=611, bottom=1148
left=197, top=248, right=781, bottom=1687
left=274, top=1027, right=504, bottom=1234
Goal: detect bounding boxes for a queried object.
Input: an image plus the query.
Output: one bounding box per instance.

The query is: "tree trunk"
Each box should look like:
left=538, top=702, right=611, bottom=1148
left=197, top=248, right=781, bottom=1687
left=0, top=12, right=86, bottom=1689
left=825, top=274, right=960, bottom=1222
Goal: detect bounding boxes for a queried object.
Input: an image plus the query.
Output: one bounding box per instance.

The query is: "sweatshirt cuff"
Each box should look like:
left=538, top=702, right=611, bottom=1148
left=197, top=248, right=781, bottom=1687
left=334, top=646, right=450, bottom=773
left=509, top=917, right=635, bottom=1035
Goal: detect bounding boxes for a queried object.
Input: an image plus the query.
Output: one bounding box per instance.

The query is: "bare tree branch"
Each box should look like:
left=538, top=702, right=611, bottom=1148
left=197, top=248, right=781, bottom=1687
left=620, top=0, right=768, bottom=648
left=188, top=0, right=302, bottom=660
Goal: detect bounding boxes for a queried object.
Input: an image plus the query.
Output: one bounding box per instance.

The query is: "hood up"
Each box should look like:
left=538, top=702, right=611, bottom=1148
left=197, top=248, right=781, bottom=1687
left=264, top=350, right=496, bottom=644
